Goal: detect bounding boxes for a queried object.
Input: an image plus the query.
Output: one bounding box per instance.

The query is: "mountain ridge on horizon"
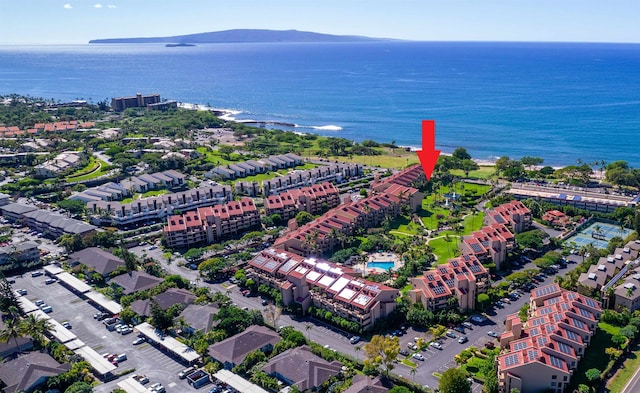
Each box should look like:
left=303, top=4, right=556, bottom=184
left=88, top=29, right=398, bottom=44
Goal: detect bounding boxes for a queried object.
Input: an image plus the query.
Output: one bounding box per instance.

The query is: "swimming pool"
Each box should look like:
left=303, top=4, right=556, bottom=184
left=367, top=261, right=395, bottom=270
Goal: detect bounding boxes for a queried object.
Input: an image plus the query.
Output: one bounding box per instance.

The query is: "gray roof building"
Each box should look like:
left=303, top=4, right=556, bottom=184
left=207, top=325, right=281, bottom=369
left=343, top=375, right=390, bottom=393
left=110, top=271, right=163, bottom=294
left=178, top=304, right=219, bottom=333
left=130, top=288, right=196, bottom=316
left=261, top=345, right=343, bottom=391
left=0, top=352, right=70, bottom=393
left=69, top=247, right=125, bottom=276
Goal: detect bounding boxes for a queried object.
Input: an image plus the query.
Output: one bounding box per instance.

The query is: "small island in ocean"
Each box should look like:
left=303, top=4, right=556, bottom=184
left=165, top=43, right=196, bottom=47
left=88, top=28, right=394, bottom=44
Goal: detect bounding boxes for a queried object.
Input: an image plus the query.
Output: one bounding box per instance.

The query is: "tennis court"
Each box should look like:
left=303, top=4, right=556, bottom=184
left=565, top=221, right=632, bottom=250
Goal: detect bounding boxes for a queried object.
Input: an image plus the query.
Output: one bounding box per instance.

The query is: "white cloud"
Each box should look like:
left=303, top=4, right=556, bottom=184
left=93, top=3, right=102, bottom=8
left=63, top=3, right=72, bottom=9
left=107, top=5, right=116, bottom=8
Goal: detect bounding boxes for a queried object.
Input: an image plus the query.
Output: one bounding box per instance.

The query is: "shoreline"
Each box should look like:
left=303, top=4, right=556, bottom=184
left=180, top=102, right=582, bottom=172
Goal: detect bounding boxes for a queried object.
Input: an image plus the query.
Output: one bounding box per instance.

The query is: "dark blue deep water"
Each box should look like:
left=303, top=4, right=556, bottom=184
left=1, top=41, right=639, bottom=166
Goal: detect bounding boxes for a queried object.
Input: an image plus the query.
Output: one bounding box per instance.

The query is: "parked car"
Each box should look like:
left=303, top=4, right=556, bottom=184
left=399, top=349, right=410, bottom=356
left=40, top=305, right=53, bottom=313
left=407, top=342, right=418, bottom=350
left=494, top=301, right=504, bottom=308
left=120, top=326, right=133, bottom=335
left=133, top=337, right=146, bottom=345
left=458, top=336, right=468, bottom=344
left=445, top=331, right=457, bottom=339
left=350, top=336, right=361, bottom=344
left=45, top=278, right=57, bottom=285
left=500, top=298, right=511, bottom=304
left=412, top=353, right=425, bottom=361
left=429, top=342, right=443, bottom=350
left=15, top=289, right=27, bottom=296
left=31, top=271, right=43, bottom=277
left=470, top=315, right=485, bottom=324
left=115, top=354, right=127, bottom=362
left=61, top=321, right=72, bottom=329
left=453, top=325, right=465, bottom=333
left=149, top=383, right=165, bottom=393
left=132, top=374, right=149, bottom=384
left=487, top=331, right=499, bottom=338
left=462, top=322, right=473, bottom=329
left=178, top=367, right=196, bottom=379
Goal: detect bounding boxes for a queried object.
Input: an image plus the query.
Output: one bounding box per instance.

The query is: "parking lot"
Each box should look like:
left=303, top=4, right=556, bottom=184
left=8, top=272, right=188, bottom=393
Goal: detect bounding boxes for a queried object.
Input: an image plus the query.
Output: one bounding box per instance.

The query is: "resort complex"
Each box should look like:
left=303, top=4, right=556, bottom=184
left=247, top=248, right=400, bottom=331
left=2, top=95, right=640, bottom=393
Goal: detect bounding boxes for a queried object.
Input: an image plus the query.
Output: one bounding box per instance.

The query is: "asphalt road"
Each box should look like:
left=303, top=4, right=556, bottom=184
left=620, top=363, right=640, bottom=393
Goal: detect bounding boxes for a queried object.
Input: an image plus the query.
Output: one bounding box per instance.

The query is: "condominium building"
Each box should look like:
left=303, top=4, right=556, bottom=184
left=163, top=198, right=260, bottom=248
left=461, top=223, right=515, bottom=270
left=577, top=240, right=640, bottom=294
left=497, top=284, right=602, bottom=393
left=409, top=254, right=489, bottom=311
left=247, top=248, right=400, bottom=331
left=86, top=184, right=232, bottom=227
left=371, top=164, right=428, bottom=192
left=274, top=184, right=421, bottom=256
left=262, top=163, right=363, bottom=196
left=265, top=182, right=341, bottom=220
left=111, top=93, right=161, bottom=111
left=486, top=200, right=532, bottom=233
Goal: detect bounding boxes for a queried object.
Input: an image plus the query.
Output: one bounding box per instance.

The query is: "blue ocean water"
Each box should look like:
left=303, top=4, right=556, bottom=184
left=1, top=41, right=639, bottom=166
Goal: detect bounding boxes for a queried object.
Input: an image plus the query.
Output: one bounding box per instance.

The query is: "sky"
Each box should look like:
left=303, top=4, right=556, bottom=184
left=1, top=0, right=640, bottom=44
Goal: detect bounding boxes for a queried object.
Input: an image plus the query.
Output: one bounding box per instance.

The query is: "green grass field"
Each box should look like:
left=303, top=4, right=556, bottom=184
left=429, top=236, right=461, bottom=263
left=66, top=158, right=111, bottom=182
left=121, top=189, right=169, bottom=204
left=569, top=323, right=618, bottom=390
left=607, top=341, right=640, bottom=393
left=451, top=165, right=497, bottom=180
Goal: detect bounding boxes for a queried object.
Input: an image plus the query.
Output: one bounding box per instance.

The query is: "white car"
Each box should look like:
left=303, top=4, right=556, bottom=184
left=430, top=342, right=443, bottom=350
left=487, top=331, right=499, bottom=338
left=412, top=353, right=425, bottom=361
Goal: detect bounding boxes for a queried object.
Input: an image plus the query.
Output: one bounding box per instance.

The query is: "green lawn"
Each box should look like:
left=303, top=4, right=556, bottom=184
left=429, top=236, right=461, bottom=263
left=121, top=189, right=169, bottom=204
left=607, top=342, right=640, bottom=393
left=569, top=323, right=617, bottom=390
left=66, top=159, right=111, bottom=182
left=462, top=356, right=491, bottom=379
left=451, top=165, right=497, bottom=180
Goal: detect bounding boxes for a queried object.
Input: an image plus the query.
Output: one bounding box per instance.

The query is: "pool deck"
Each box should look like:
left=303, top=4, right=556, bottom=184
left=356, top=252, right=404, bottom=275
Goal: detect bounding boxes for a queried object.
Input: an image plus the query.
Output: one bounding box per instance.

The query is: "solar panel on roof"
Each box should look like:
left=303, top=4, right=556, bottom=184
left=445, top=278, right=455, bottom=287
left=574, top=195, right=582, bottom=201
left=571, top=319, right=585, bottom=329
left=578, top=308, right=592, bottom=318
left=565, top=330, right=579, bottom=341
left=549, top=355, right=564, bottom=369
left=513, top=341, right=529, bottom=351
left=433, top=286, right=446, bottom=295
left=469, top=265, right=482, bottom=273
left=557, top=342, right=572, bottom=354
left=470, top=243, right=484, bottom=253
left=426, top=274, right=435, bottom=280
left=504, top=354, right=519, bottom=367
left=584, top=298, right=598, bottom=308
left=559, top=194, right=567, bottom=199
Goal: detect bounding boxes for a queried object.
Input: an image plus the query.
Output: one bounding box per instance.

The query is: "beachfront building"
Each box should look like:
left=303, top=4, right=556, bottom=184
left=206, top=153, right=304, bottom=181
left=274, top=183, right=421, bottom=256
left=506, top=183, right=639, bottom=213
left=86, top=184, right=232, bottom=227
left=247, top=248, right=400, bottom=331
left=163, top=198, right=260, bottom=248
left=409, top=254, right=489, bottom=312
left=460, top=223, right=515, bottom=270
left=486, top=200, right=532, bottom=233
left=265, top=182, right=341, bottom=220
left=111, top=93, right=160, bottom=111
left=497, top=284, right=602, bottom=393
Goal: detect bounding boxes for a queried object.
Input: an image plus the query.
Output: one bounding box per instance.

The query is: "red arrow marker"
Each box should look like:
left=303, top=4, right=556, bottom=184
left=416, top=120, right=441, bottom=181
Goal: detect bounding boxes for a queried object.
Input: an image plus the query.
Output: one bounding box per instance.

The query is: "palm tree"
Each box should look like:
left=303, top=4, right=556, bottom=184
left=410, top=367, right=417, bottom=381
left=0, top=317, right=24, bottom=354
left=627, top=287, right=634, bottom=298
left=354, top=345, right=361, bottom=361
left=20, top=314, right=54, bottom=346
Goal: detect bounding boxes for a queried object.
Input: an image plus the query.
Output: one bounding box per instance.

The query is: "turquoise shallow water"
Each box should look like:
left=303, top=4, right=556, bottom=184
left=1, top=41, right=639, bottom=166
